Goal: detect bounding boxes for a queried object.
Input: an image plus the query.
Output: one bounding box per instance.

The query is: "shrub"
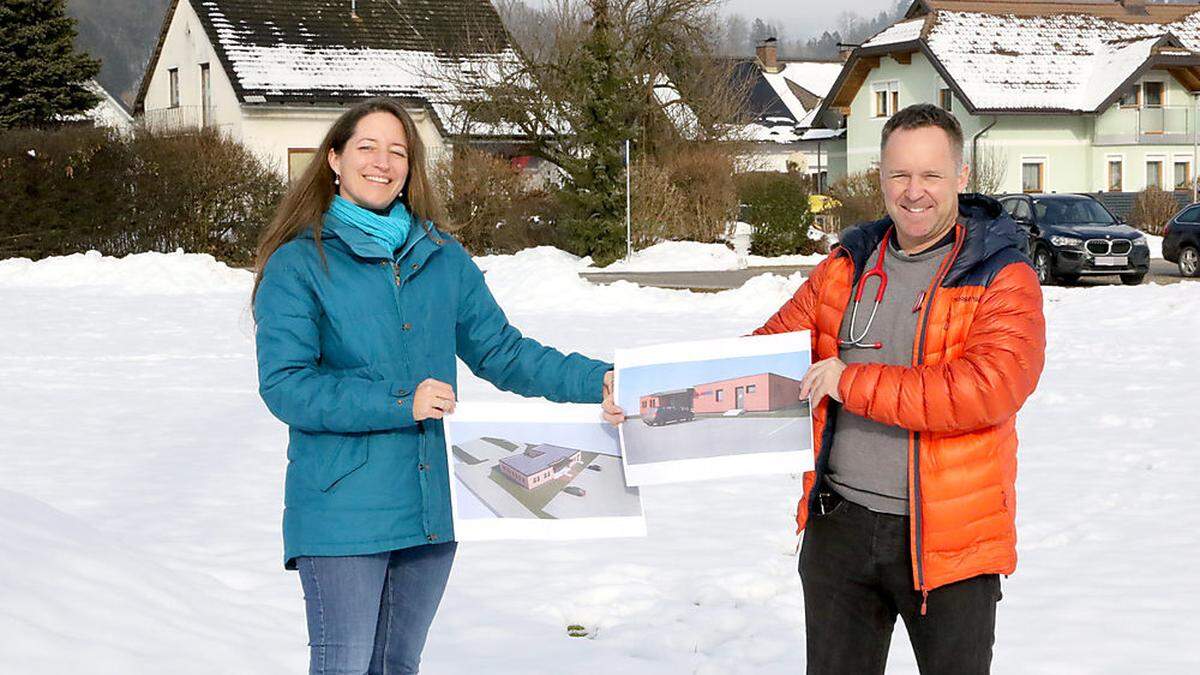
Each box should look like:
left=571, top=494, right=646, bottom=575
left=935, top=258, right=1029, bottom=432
left=1128, top=186, right=1180, bottom=236
left=0, top=125, right=285, bottom=265
left=827, top=169, right=886, bottom=232
left=735, top=171, right=816, bottom=257
left=433, top=147, right=563, bottom=254
left=629, top=145, right=738, bottom=250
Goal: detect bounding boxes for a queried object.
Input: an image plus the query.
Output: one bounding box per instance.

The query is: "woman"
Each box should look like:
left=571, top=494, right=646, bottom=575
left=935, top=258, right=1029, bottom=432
left=252, top=98, right=624, bottom=674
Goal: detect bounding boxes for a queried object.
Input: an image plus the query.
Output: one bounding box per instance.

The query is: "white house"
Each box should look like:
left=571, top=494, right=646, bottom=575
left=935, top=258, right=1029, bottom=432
left=728, top=39, right=847, bottom=191
left=80, top=80, right=134, bottom=134
left=134, top=0, right=525, bottom=181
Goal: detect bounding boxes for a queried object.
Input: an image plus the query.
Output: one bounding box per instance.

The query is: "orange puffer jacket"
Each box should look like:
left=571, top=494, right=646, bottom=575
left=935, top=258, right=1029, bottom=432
left=754, top=194, right=1046, bottom=596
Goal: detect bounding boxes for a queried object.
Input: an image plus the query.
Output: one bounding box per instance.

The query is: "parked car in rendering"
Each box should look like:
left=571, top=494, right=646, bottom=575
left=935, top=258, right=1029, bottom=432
left=998, top=193, right=1151, bottom=285
left=1163, top=202, right=1200, bottom=277
left=563, top=486, right=586, bottom=497
left=640, top=388, right=696, bottom=426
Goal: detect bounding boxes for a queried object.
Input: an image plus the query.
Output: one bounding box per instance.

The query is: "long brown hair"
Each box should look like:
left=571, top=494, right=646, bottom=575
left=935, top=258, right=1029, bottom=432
left=252, top=97, right=446, bottom=299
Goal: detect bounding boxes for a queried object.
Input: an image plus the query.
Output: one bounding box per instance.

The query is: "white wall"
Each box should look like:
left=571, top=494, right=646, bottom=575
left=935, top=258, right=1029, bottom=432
left=241, top=107, right=447, bottom=177
left=141, top=0, right=242, bottom=136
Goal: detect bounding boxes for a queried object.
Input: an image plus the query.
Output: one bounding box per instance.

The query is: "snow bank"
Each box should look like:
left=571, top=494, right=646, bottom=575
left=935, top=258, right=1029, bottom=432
left=0, top=250, right=251, bottom=294
left=477, top=244, right=806, bottom=316
left=1145, top=234, right=1163, bottom=260
left=0, top=489, right=297, bottom=673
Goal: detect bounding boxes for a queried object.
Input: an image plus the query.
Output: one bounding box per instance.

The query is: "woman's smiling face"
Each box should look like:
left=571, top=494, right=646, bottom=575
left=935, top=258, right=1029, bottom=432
left=327, top=111, right=409, bottom=211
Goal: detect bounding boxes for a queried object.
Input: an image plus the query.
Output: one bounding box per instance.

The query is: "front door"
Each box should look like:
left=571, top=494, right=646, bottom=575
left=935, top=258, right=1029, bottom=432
left=735, top=386, right=745, bottom=409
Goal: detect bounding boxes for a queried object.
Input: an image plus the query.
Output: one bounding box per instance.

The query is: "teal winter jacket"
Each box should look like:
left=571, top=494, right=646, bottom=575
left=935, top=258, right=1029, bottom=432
left=253, top=216, right=610, bottom=568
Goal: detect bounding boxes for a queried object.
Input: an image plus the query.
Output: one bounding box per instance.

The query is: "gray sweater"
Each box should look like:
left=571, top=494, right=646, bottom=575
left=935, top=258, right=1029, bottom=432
left=826, top=234, right=953, bottom=515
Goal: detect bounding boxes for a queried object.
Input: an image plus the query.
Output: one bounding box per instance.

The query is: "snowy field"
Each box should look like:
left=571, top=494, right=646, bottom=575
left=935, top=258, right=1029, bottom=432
left=1, top=247, right=1198, bottom=674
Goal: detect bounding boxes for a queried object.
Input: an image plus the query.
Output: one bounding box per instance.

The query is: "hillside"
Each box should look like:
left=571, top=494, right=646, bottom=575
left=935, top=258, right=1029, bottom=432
left=66, top=0, right=172, bottom=107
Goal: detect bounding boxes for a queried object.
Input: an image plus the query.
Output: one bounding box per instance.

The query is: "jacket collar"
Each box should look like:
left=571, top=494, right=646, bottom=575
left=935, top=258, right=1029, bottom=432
left=836, top=193, right=1025, bottom=287
left=300, top=211, right=446, bottom=267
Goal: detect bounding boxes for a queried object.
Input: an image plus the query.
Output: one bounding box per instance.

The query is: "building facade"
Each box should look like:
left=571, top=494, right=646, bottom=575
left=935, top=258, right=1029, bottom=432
left=134, top=0, right=521, bottom=180
left=692, top=372, right=804, bottom=414
left=498, top=444, right=582, bottom=490
left=818, top=0, right=1200, bottom=196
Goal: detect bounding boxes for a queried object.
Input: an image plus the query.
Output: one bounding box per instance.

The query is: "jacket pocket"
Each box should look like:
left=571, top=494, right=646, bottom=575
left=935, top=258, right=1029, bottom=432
left=294, top=431, right=370, bottom=492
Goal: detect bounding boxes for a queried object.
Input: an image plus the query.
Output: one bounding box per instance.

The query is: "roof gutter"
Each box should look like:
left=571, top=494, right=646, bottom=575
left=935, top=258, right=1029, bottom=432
left=970, top=115, right=998, bottom=192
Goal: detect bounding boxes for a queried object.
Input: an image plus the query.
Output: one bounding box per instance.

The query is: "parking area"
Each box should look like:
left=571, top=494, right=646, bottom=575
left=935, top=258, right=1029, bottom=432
left=622, top=415, right=813, bottom=465
left=542, top=453, right=641, bottom=519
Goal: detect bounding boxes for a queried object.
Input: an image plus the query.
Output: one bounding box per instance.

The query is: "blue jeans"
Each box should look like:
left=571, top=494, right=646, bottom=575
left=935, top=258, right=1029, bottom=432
left=296, top=543, right=457, bottom=675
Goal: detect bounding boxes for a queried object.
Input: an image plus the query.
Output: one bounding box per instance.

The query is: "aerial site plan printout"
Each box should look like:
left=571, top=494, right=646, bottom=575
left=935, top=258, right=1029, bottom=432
left=615, top=332, right=815, bottom=487
left=445, top=402, right=646, bottom=541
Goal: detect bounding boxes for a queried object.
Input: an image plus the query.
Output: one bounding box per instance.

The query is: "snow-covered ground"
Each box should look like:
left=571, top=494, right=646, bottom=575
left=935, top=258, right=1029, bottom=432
left=2, top=247, right=1198, bottom=674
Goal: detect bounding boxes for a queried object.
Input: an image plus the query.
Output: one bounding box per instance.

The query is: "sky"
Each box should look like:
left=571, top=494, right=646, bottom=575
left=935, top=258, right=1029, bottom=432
left=716, top=0, right=905, bottom=38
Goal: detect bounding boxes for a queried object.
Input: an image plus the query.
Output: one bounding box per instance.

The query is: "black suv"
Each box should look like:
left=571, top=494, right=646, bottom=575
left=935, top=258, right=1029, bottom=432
left=998, top=193, right=1151, bottom=285
left=1163, top=203, right=1200, bottom=277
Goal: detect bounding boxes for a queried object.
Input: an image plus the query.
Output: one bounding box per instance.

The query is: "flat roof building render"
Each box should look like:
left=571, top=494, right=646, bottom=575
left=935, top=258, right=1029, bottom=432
left=498, top=444, right=583, bottom=490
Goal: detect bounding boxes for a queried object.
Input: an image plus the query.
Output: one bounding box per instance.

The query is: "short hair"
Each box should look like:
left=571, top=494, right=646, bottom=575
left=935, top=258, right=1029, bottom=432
left=880, top=103, right=964, bottom=164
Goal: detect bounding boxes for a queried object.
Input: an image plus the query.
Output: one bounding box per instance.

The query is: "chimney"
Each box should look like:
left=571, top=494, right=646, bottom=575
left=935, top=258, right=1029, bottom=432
left=1120, top=0, right=1148, bottom=15
left=756, top=38, right=781, bottom=73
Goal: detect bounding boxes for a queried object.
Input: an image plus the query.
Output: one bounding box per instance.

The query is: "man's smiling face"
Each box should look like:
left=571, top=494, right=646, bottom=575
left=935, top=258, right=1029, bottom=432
left=879, top=125, right=970, bottom=252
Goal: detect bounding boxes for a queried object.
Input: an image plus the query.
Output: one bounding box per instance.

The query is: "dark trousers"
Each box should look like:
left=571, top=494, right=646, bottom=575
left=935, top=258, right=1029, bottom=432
left=799, top=494, right=1001, bottom=675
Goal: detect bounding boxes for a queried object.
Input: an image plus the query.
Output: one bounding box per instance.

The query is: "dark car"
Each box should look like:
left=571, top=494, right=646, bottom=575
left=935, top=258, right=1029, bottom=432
left=1163, top=203, right=1200, bottom=277
left=998, top=193, right=1151, bottom=285
left=563, top=486, right=586, bottom=497
left=641, top=388, right=696, bottom=426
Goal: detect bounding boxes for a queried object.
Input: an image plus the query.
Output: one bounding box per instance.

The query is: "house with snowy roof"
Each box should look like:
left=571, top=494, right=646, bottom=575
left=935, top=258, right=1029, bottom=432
left=78, top=81, right=135, bottom=134
left=134, top=0, right=522, bottom=180
left=818, top=0, right=1200, bottom=196
left=727, top=39, right=847, bottom=191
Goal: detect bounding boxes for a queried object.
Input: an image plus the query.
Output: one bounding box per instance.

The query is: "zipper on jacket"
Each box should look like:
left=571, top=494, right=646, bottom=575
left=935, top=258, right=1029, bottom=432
left=910, top=225, right=966, bottom=614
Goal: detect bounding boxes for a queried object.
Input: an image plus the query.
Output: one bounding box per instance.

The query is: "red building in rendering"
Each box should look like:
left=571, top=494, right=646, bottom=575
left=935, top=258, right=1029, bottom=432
left=692, top=372, right=803, bottom=414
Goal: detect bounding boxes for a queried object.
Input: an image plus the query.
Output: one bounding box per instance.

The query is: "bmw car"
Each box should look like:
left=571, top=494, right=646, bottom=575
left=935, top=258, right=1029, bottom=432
left=998, top=193, right=1151, bottom=285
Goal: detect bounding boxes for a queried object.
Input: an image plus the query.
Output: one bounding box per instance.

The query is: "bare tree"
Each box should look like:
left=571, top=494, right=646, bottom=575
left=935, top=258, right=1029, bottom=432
left=434, top=0, right=749, bottom=262
left=969, top=144, right=1008, bottom=195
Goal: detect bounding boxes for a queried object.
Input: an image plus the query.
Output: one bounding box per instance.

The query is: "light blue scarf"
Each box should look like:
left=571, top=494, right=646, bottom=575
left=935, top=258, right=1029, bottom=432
left=325, top=195, right=413, bottom=255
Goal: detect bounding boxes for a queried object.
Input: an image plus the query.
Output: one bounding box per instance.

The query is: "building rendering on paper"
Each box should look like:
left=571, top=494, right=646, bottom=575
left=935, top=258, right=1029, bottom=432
left=497, top=444, right=583, bottom=490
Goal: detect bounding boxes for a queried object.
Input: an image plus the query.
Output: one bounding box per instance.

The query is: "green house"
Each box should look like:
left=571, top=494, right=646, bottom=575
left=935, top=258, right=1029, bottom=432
left=815, top=0, right=1200, bottom=196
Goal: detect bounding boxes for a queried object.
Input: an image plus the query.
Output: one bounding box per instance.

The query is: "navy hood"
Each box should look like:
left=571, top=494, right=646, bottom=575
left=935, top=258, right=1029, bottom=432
left=836, top=193, right=1031, bottom=288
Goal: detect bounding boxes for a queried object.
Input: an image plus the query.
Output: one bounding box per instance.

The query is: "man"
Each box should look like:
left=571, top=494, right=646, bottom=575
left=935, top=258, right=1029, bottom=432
left=754, top=104, right=1045, bottom=674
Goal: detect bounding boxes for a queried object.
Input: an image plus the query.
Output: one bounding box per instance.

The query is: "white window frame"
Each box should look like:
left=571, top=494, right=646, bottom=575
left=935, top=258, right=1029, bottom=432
left=168, top=67, right=179, bottom=108
left=1173, top=154, right=1192, bottom=190
left=200, top=62, right=212, bottom=127
left=1105, top=154, right=1124, bottom=192
left=1021, top=156, right=1047, bottom=193
left=1145, top=154, right=1166, bottom=189
left=871, top=80, right=900, bottom=118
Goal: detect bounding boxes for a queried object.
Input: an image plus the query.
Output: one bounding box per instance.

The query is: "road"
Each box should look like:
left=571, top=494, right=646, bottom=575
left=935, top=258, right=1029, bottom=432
left=580, top=259, right=1192, bottom=291
left=622, top=414, right=813, bottom=465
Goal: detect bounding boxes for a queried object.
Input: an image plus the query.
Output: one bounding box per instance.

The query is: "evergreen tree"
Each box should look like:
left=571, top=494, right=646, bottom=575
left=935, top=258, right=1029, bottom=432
left=558, top=0, right=641, bottom=259
left=0, top=0, right=101, bottom=129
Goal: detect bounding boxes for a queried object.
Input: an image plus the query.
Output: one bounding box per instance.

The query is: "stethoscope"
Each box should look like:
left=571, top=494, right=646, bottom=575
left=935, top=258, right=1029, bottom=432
left=840, top=227, right=894, bottom=351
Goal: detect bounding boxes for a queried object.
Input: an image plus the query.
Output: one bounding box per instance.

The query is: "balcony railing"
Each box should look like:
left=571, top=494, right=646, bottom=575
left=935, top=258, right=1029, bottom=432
left=1096, top=105, right=1197, bottom=144
left=140, top=106, right=221, bottom=134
